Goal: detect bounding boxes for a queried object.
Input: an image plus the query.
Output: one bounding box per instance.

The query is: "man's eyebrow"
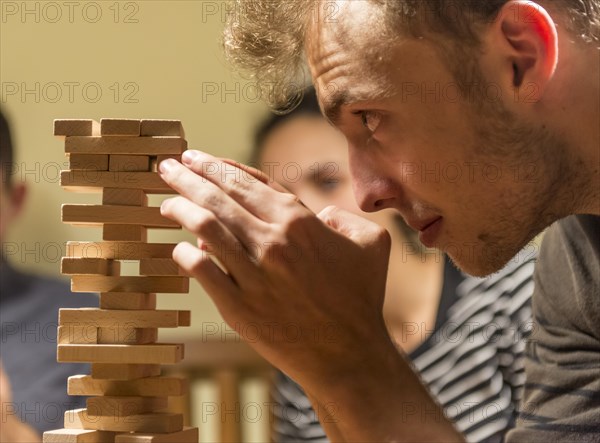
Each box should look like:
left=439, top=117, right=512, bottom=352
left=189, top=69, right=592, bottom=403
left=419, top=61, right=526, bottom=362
left=320, top=88, right=388, bottom=126
left=321, top=90, right=351, bottom=126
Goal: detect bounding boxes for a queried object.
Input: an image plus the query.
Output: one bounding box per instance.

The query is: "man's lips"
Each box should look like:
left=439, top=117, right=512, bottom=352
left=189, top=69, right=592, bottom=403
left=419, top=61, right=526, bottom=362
left=406, top=216, right=442, bottom=233
left=404, top=216, right=443, bottom=248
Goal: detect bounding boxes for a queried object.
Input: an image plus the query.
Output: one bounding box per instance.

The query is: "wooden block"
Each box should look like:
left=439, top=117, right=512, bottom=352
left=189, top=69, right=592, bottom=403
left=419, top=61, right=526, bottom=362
left=100, top=293, right=156, bottom=310
left=97, top=327, right=158, bottom=345
left=54, top=119, right=100, bottom=137
left=68, top=375, right=187, bottom=397
left=70, top=276, right=189, bottom=294
left=65, top=409, right=183, bottom=433
left=43, top=429, right=115, bottom=443
left=59, top=309, right=189, bottom=328
left=65, top=136, right=187, bottom=155
left=68, top=154, right=109, bottom=171
left=109, top=155, right=150, bottom=172
left=58, top=344, right=184, bottom=364
left=58, top=325, right=98, bottom=344
left=91, top=364, right=161, bottom=380
left=139, top=259, right=184, bottom=276
left=62, top=205, right=179, bottom=229
left=102, top=188, right=147, bottom=206
left=103, top=225, right=147, bottom=242
left=66, top=242, right=176, bottom=260
left=87, top=397, right=167, bottom=416
left=150, top=155, right=182, bottom=172
left=101, top=119, right=141, bottom=136
left=61, top=170, right=175, bottom=194
left=140, top=120, right=184, bottom=137
left=61, top=258, right=121, bottom=276
left=178, top=311, right=191, bottom=327
left=115, top=427, right=198, bottom=443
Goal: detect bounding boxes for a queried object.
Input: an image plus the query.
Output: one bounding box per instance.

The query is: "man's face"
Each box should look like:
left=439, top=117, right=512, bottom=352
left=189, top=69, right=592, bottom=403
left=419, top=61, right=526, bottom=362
left=306, top=1, right=566, bottom=276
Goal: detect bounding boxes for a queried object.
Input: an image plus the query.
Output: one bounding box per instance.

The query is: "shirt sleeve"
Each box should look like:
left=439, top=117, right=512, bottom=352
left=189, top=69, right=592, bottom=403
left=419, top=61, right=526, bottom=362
left=506, top=215, right=600, bottom=443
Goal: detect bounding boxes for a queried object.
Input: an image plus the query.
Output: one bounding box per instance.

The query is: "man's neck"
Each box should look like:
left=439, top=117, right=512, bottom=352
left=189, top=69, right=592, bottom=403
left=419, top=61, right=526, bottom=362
left=554, top=44, right=600, bottom=216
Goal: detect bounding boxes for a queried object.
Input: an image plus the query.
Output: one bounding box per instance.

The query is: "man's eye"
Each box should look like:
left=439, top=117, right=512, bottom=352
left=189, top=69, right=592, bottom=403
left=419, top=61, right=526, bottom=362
left=357, top=111, right=382, bottom=133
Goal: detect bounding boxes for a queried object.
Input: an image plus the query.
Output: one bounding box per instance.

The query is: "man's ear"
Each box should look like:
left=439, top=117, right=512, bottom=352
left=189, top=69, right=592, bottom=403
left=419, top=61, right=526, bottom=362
left=491, top=0, right=558, bottom=101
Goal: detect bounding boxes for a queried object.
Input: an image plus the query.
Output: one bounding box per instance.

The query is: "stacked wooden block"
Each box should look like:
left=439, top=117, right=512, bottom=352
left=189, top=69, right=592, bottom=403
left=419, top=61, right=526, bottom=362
left=43, top=119, right=199, bottom=443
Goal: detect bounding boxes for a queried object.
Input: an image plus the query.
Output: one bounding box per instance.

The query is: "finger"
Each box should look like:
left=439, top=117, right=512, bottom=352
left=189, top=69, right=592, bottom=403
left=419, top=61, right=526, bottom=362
left=159, top=159, right=269, bottom=243
left=177, top=150, right=305, bottom=222
left=318, top=205, right=391, bottom=250
left=219, top=157, right=271, bottom=186
left=221, top=156, right=314, bottom=212
left=172, top=242, right=240, bottom=310
left=161, top=196, right=258, bottom=280
left=219, top=157, right=302, bottom=198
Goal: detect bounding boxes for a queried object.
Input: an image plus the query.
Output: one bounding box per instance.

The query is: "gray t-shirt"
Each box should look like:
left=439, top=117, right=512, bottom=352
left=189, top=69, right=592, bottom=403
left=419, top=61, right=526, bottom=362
left=0, top=263, right=97, bottom=434
left=506, top=214, right=600, bottom=442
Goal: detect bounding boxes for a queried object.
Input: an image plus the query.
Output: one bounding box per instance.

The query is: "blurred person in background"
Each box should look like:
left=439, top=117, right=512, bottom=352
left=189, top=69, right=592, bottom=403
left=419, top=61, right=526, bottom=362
left=252, top=90, right=536, bottom=443
left=0, top=109, right=96, bottom=442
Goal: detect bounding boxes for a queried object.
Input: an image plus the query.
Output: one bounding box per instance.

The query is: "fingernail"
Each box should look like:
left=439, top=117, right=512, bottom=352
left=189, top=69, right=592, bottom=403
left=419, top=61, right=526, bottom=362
left=182, top=150, right=200, bottom=165
left=159, top=158, right=176, bottom=174
left=160, top=198, right=172, bottom=213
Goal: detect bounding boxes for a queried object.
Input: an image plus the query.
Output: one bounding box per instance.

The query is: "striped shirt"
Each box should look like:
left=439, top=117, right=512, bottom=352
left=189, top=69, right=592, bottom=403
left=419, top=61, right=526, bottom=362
left=273, top=252, right=536, bottom=442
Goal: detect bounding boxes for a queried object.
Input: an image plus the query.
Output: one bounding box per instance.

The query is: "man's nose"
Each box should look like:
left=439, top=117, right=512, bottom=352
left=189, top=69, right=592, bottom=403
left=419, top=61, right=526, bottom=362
left=349, top=150, right=398, bottom=213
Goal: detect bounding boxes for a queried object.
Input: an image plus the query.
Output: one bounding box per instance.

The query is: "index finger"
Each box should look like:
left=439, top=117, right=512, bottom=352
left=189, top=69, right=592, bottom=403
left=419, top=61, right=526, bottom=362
left=170, top=150, right=312, bottom=221
left=218, top=157, right=304, bottom=198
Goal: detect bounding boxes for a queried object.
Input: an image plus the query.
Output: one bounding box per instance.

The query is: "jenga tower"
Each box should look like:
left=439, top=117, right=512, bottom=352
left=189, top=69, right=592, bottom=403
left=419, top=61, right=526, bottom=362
left=43, top=119, right=199, bottom=443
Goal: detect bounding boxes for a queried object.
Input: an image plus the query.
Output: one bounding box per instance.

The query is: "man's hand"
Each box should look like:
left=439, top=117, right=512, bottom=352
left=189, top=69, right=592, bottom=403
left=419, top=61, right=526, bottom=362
left=159, top=150, right=392, bottom=390
left=159, top=150, right=464, bottom=442
left=0, top=361, right=41, bottom=443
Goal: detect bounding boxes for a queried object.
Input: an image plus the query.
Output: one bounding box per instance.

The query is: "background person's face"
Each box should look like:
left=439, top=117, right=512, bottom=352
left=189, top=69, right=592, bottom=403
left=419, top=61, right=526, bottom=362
left=0, top=178, right=26, bottom=248
left=0, top=180, right=8, bottom=243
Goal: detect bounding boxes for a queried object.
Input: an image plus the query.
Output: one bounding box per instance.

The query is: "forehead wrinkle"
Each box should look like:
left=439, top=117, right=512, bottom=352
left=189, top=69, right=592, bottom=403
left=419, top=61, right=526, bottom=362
left=307, top=43, right=352, bottom=124
left=306, top=0, right=383, bottom=78
left=318, top=77, right=398, bottom=126
left=309, top=44, right=393, bottom=125
left=306, top=1, right=401, bottom=125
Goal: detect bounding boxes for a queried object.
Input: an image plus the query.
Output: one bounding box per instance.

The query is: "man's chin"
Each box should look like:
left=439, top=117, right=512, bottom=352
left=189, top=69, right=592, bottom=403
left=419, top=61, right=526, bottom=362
left=443, top=241, right=518, bottom=277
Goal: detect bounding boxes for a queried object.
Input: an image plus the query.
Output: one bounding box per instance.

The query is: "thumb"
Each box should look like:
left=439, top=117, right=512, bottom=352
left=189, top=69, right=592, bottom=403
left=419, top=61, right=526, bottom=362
left=317, top=206, right=391, bottom=306
left=318, top=205, right=391, bottom=252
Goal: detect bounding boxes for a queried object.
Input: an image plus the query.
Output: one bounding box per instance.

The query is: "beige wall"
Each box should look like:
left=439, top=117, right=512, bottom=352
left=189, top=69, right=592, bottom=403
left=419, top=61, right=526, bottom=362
left=1, top=0, right=270, bottom=337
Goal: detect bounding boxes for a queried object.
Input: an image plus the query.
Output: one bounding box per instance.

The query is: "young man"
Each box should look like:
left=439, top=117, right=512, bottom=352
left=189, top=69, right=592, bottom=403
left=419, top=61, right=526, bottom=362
left=157, top=1, right=599, bottom=441
left=0, top=111, right=96, bottom=441
left=254, top=89, right=535, bottom=442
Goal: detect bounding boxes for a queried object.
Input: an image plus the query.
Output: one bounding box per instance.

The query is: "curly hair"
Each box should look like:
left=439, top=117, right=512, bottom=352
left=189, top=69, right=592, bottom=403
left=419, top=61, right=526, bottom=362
left=223, top=0, right=599, bottom=109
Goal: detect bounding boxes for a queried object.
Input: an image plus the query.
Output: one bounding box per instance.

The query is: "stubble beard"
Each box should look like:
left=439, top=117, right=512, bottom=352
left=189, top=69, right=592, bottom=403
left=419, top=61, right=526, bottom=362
left=449, top=98, right=575, bottom=277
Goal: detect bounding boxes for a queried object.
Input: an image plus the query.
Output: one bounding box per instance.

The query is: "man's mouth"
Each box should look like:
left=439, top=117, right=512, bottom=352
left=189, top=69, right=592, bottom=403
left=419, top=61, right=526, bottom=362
left=406, top=216, right=443, bottom=248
